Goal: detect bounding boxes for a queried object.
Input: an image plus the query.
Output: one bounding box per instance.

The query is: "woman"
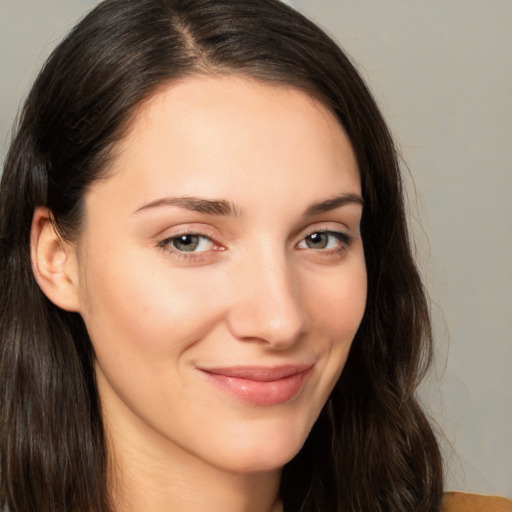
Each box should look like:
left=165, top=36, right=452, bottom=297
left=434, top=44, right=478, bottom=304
left=0, top=1, right=509, bottom=511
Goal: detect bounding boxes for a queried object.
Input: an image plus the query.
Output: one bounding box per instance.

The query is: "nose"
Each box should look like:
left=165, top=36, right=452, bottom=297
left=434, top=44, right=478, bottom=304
left=226, top=250, right=309, bottom=349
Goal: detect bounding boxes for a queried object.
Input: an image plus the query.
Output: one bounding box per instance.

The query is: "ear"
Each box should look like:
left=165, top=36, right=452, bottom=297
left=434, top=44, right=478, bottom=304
left=30, top=207, right=81, bottom=312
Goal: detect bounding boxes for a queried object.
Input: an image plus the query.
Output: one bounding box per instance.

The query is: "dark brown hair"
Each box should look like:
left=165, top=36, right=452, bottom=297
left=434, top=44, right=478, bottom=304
left=0, top=1, right=443, bottom=510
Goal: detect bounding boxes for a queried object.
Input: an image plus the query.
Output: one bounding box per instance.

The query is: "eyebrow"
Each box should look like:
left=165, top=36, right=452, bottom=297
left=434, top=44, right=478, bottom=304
left=134, top=196, right=237, bottom=216
left=304, top=193, right=364, bottom=216
left=134, top=192, right=363, bottom=217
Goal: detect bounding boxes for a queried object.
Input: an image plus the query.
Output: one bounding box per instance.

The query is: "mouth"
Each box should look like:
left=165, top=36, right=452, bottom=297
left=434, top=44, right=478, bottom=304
left=199, top=364, right=313, bottom=406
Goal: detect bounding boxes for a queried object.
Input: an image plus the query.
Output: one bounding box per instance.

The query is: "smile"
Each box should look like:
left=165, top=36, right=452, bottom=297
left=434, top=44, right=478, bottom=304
left=199, top=365, right=313, bottom=406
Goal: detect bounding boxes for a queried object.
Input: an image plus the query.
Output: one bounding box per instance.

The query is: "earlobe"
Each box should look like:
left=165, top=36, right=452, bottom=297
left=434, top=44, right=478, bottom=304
left=30, top=207, right=81, bottom=312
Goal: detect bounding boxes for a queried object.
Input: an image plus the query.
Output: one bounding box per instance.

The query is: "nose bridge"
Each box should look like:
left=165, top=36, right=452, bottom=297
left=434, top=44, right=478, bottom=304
left=227, top=242, right=308, bottom=347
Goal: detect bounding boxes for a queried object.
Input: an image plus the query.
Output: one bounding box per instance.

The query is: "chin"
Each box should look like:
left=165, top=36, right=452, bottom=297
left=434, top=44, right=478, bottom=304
left=206, top=419, right=313, bottom=474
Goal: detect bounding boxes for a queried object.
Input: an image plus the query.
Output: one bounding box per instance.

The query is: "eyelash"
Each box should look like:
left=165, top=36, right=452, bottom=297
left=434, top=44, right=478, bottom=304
left=157, top=229, right=353, bottom=261
left=157, top=233, right=220, bottom=261
left=296, top=230, right=353, bottom=253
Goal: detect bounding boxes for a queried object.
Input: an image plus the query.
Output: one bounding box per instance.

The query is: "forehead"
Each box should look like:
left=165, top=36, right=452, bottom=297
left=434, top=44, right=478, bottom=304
left=88, top=75, right=360, bottom=214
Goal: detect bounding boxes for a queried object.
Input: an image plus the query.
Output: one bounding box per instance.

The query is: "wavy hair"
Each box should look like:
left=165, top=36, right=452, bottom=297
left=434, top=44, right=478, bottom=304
left=0, top=1, right=443, bottom=510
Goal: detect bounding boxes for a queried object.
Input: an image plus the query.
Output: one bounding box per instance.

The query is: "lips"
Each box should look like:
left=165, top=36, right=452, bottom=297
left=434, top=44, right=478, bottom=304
left=199, top=364, right=313, bottom=406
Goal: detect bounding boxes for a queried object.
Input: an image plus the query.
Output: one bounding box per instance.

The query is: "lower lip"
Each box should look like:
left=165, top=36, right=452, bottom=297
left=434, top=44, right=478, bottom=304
left=202, top=370, right=311, bottom=406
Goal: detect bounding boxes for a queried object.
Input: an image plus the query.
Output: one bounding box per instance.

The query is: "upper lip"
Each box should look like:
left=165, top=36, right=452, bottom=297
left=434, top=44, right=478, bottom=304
left=199, top=364, right=313, bottom=382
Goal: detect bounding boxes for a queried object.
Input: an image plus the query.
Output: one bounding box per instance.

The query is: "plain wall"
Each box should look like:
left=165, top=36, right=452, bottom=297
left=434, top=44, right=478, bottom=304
left=1, top=0, right=511, bottom=498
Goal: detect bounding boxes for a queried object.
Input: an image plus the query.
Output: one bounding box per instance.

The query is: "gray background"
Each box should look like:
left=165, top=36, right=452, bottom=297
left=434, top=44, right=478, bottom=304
left=1, top=0, right=511, bottom=498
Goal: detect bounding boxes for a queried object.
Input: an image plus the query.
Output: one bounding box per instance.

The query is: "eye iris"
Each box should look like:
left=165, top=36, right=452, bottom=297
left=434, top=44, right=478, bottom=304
left=173, top=235, right=199, bottom=252
left=306, top=232, right=328, bottom=249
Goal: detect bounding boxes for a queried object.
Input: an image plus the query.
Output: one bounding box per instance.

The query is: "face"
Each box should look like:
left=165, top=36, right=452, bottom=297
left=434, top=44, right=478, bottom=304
left=73, top=76, right=366, bottom=474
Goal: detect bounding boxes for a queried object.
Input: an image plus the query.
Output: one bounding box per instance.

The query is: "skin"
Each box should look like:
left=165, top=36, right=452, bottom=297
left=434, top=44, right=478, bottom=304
left=32, top=75, right=367, bottom=512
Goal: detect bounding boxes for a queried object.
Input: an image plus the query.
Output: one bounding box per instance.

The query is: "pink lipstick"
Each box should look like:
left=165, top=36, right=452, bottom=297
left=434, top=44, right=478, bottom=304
left=199, top=364, right=312, bottom=406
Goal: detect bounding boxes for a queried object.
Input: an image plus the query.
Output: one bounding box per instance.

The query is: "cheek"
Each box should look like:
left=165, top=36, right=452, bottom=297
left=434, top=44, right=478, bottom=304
left=77, top=252, right=231, bottom=431
left=77, top=245, right=225, bottom=368
left=306, top=259, right=367, bottom=382
left=307, top=261, right=367, bottom=340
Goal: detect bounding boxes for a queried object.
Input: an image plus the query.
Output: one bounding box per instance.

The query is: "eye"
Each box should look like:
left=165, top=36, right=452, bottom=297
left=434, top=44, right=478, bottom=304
left=297, top=231, right=350, bottom=250
left=160, top=234, right=215, bottom=253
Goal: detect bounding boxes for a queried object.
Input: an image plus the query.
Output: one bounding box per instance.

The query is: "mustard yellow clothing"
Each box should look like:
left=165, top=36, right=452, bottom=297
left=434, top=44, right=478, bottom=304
left=443, top=492, right=512, bottom=512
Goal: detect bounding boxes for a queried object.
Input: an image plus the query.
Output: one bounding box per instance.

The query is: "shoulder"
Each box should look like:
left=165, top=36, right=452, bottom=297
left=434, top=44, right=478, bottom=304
left=442, top=492, right=512, bottom=512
